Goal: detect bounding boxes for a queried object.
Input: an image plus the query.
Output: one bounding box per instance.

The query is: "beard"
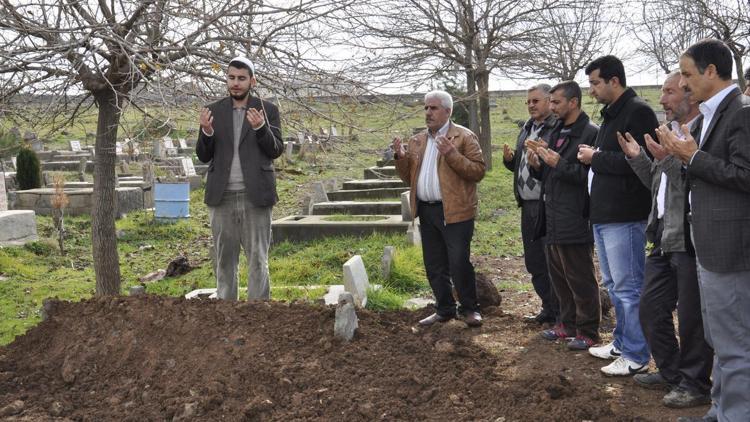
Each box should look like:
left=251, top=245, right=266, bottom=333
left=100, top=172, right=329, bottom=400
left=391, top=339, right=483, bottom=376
left=229, top=88, right=250, bottom=101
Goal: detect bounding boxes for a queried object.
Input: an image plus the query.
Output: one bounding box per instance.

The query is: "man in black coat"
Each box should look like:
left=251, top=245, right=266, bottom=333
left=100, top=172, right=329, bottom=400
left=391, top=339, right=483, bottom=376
left=502, top=84, right=559, bottom=325
left=196, top=56, right=284, bottom=301
left=578, top=56, right=658, bottom=377
left=528, top=81, right=600, bottom=351
left=659, top=39, right=750, bottom=422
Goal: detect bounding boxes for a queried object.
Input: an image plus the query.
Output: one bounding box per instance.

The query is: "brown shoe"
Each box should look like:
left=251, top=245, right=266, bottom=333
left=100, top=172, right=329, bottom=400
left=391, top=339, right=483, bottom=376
left=463, top=311, right=483, bottom=327
left=418, top=313, right=454, bottom=326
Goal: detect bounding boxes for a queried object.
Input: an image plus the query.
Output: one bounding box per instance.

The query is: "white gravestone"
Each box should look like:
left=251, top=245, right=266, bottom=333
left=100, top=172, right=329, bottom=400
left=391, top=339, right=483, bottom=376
left=343, top=255, right=369, bottom=308
left=180, top=158, right=196, bottom=176
left=115, top=142, right=123, bottom=154
left=178, top=138, right=188, bottom=149
left=69, top=140, right=82, bottom=152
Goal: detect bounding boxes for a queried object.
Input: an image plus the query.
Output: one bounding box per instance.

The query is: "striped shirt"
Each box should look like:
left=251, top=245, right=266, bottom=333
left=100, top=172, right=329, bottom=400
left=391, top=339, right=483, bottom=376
left=416, top=121, right=450, bottom=202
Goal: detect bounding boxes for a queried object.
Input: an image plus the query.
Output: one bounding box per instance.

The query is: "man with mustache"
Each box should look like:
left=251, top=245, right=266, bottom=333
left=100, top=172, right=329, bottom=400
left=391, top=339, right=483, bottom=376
left=393, top=90, right=486, bottom=327
left=617, top=71, right=712, bottom=409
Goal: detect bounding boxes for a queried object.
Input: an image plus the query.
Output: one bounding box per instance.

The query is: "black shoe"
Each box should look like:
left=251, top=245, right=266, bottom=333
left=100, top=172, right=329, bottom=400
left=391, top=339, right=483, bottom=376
left=633, top=372, right=672, bottom=391
left=663, top=386, right=711, bottom=409
left=418, top=313, right=454, bottom=327
left=462, top=311, right=483, bottom=327
left=523, top=310, right=556, bottom=324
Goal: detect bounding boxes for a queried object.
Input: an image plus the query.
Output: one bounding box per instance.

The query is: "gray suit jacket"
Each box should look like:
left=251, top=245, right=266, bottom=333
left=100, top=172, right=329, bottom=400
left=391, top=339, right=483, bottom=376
left=687, top=87, right=750, bottom=272
left=196, top=96, right=284, bottom=207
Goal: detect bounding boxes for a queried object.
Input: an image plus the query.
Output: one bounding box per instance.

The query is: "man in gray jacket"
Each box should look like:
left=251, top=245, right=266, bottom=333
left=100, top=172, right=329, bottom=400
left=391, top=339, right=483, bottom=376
left=617, top=71, right=711, bottom=408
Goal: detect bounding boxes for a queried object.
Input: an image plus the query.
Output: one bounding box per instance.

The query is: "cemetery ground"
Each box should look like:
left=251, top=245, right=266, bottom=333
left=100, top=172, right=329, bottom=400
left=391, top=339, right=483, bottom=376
left=0, top=88, right=706, bottom=420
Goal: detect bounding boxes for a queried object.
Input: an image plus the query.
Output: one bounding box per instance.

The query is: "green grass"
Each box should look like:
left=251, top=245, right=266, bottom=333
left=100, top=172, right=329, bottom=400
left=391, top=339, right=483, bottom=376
left=0, top=87, right=662, bottom=345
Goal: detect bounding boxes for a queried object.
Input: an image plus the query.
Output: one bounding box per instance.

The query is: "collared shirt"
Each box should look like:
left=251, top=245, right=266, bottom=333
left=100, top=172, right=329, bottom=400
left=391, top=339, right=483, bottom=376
left=698, top=84, right=737, bottom=147
left=416, top=120, right=450, bottom=202
left=226, top=106, right=246, bottom=191
left=656, top=118, right=696, bottom=218
left=688, top=85, right=736, bottom=205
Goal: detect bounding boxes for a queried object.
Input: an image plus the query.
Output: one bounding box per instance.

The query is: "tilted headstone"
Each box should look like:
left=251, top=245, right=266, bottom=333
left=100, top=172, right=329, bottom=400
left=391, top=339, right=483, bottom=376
left=180, top=158, right=196, bottom=176
left=296, top=132, right=305, bottom=143
left=343, top=255, right=369, bottom=308
left=10, top=157, right=16, bottom=170
left=334, top=292, right=358, bottom=341
left=330, top=126, right=338, bottom=137
left=307, top=181, right=329, bottom=214
left=178, top=138, right=188, bottom=149
left=285, top=141, right=294, bottom=161
left=69, top=140, right=82, bottom=152
left=381, top=246, right=395, bottom=279
left=400, top=190, right=412, bottom=222
left=30, top=139, right=43, bottom=152
left=407, top=223, right=421, bottom=246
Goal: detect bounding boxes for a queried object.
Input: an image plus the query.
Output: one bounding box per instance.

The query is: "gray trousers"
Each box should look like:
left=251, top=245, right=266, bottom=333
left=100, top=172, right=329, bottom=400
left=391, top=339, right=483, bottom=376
left=208, top=191, right=272, bottom=300
left=696, top=262, right=750, bottom=422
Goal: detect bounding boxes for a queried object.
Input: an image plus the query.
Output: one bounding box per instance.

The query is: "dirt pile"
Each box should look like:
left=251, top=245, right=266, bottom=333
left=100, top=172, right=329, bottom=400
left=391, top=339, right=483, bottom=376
left=0, top=295, right=705, bottom=421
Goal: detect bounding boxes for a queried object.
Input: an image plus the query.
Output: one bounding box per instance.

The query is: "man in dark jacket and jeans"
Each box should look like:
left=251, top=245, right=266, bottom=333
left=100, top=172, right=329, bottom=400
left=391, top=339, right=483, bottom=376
left=502, top=84, right=559, bottom=325
left=528, top=81, right=601, bottom=350
left=578, top=55, right=658, bottom=377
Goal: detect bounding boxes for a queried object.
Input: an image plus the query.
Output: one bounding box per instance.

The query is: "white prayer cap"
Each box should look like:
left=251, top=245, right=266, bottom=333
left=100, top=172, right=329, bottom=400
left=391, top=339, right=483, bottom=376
left=228, top=56, right=255, bottom=76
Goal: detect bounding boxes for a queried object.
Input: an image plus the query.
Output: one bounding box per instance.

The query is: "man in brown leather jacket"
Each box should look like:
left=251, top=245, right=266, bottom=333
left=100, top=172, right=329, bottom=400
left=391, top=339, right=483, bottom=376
left=392, top=90, right=486, bottom=327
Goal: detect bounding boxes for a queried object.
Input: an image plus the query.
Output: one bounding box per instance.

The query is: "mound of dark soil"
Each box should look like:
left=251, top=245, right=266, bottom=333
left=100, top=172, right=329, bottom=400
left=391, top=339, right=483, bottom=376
left=0, top=295, right=706, bottom=421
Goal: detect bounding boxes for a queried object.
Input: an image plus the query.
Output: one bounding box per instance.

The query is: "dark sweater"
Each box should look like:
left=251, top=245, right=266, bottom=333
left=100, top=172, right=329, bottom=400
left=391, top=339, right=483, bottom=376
left=589, top=88, right=658, bottom=224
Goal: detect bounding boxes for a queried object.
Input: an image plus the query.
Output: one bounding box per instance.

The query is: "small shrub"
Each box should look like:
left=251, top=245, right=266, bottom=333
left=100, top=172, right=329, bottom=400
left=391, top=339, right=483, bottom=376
left=23, top=241, right=55, bottom=256
left=15, top=148, right=42, bottom=190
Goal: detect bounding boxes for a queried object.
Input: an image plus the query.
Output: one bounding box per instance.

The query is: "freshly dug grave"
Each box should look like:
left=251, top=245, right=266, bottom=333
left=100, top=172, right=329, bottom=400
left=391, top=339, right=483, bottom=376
left=0, top=295, right=707, bottom=421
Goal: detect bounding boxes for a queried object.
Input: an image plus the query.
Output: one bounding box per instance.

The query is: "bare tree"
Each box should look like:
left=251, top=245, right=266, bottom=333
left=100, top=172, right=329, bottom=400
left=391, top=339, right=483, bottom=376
left=629, top=0, right=749, bottom=90
left=628, top=0, right=712, bottom=74
left=339, top=0, right=563, bottom=170
left=0, top=0, right=350, bottom=295
left=514, top=2, right=621, bottom=81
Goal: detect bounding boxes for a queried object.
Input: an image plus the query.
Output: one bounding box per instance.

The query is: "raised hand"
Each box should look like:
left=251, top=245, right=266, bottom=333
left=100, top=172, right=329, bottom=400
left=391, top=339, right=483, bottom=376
left=502, top=144, right=513, bottom=162
left=537, top=147, right=560, bottom=168
left=246, top=108, right=266, bottom=130
left=392, top=137, right=406, bottom=159
left=644, top=134, right=668, bottom=161
left=616, top=131, right=641, bottom=159
left=199, top=107, right=214, bottom=136
left=435, top=135, right=456, bottom=155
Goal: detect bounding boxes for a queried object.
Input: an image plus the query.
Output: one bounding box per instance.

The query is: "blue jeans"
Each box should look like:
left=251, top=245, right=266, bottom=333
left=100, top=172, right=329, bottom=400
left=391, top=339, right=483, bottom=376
left=593, top=222, right=650, bottom=364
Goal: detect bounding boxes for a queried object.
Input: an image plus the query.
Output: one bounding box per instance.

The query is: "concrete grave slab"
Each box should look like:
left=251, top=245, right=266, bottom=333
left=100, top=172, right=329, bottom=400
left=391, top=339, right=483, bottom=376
left=272, top=215, right=410, bottom=243
left=343, top=255, right=369, bottom=308
left=0, top=210, right=38, bottom=246
left=364, top=166, right=396, bottom=179
left=310, top=201, right=400, bottom=216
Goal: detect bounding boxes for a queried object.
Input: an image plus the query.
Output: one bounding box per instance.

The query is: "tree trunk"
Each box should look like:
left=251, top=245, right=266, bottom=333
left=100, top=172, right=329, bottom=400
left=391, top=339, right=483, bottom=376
left=465, top=67, right=479, bottom=136
left=476, top=70, right=493, bottom=170
left=733, top=54, right=746, bottom=92
left=92, top=89, right=123, bottom=296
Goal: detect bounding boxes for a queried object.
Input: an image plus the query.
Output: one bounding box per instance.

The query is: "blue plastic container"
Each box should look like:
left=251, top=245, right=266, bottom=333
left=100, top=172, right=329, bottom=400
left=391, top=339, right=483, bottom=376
left=154, top=182, right=190, bottom=221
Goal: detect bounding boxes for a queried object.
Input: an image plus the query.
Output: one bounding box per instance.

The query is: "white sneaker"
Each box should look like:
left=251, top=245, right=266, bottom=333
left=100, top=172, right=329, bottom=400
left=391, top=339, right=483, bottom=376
left=588, top=341, right=622, bottom=360
left=600, top=357, right=648, bottom=377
